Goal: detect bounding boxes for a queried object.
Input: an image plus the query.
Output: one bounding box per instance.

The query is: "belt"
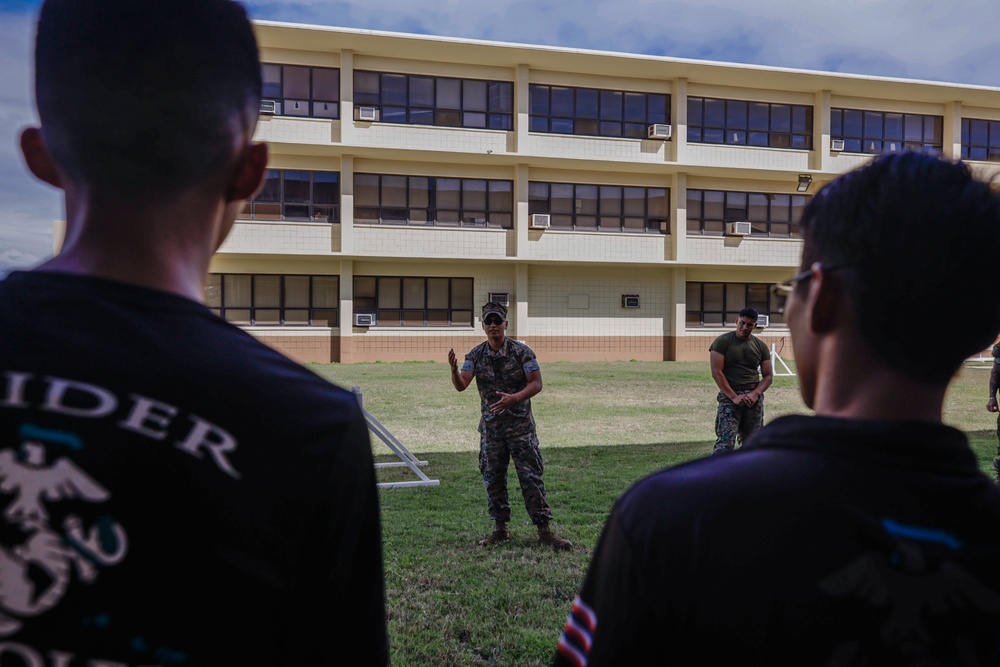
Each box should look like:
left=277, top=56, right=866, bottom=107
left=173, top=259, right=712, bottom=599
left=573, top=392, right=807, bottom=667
left=731, top=382, right=759, bottom=391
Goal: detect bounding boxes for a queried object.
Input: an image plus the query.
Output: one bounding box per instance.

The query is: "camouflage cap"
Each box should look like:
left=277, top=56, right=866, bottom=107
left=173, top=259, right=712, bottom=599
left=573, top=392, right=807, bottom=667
left=482, top=301, right=507, bottom=321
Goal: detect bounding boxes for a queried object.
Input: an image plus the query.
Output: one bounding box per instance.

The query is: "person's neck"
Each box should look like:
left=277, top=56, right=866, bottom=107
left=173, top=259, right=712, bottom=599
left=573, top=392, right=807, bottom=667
left=39, top=186, right=232, bottom=302
left=809, top=334, right=947, bottom=422
left=487, top=335, right=506, bottom=351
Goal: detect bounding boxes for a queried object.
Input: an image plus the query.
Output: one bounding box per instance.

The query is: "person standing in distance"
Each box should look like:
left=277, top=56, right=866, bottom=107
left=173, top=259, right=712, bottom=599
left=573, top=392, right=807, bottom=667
left=709, top=307, right=773, bottom=454
left=4, top=0, right=388, bottom=663
left=986, top=340, right=1000, bottom=481
left=448, top=302, right=571, bottom=550
left=554, top=153, right=1000, bottom=665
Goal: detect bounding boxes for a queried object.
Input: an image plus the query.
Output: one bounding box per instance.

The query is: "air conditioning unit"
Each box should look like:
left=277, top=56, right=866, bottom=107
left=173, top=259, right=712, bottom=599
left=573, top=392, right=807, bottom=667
left=488, top=292, right=510, bottom=307
left=530, top=214, right=551, bottom=229
left=354, top=313, right=376, bottom=327
left=355, top=106, right=379, bottom=122
left=622, top=295, right=640, bottom=309
left=726, top=221, right=752, bottom=236
left=756, top=315, right=770, bottom=328
left=830, top=138, right=845, bottom=152
left=647, top=123, right=672, bottom=140
left=260, top=100, right=279, bottom=115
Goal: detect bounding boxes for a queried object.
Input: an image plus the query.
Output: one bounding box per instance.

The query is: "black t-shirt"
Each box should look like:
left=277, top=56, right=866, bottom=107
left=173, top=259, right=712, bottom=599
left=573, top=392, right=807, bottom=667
left=0, top=271, right=389, bottom=666
left=555, top=414, right=1000, bottom=665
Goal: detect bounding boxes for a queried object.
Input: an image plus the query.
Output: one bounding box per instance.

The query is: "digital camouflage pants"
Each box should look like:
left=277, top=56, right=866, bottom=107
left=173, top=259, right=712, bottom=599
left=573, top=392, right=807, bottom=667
left=713, top=391, right=764, bottom=455
left=994, top=413, right=1000, bottom=478
left=479, top=430, right=553, bottom=525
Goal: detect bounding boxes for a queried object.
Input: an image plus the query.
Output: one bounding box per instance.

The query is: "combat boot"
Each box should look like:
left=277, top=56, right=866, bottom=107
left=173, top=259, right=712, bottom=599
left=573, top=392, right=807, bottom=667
left=479, top=521, right=510, bottom=546
left=537, top=523, right=572, bottom=551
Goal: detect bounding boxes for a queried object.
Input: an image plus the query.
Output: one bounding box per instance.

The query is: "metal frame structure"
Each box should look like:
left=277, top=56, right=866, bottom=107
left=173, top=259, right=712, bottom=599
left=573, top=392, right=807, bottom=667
left=353, top=387, right=440, bottom=489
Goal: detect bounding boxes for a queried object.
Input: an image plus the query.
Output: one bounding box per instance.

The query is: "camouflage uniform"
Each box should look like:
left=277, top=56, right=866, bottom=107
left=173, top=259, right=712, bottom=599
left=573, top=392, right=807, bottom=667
left=714, top=389, right=765, bottom=454
left=462, top=337, right=553, bottom=525
left=993, top=343, right=1000, bottom=477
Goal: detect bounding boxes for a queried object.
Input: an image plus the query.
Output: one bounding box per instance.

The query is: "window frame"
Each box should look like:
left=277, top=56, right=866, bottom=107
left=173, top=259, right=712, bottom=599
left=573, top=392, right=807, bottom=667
left=353, top=173, right=513, bottom=228
left=206, top=274, right=339, bottom=327
left=528, top=181, right=670, bottom=234
left=528, top=84, right=669, bottom=139
left=687, top=97, right=813, bottom=150
left=353, top=276, right=474, bottom=327
left=686, top=282, right=785, bottom=328
left=831, top=108, right=943, bottom=154
left=961, top=117, right=1000, bottom=162
left=240, top=170, right=340, bottom=223
left=686, top=189, right=807, bottom=238
left=261, top=63, right=340, bottom=119
left=353, top=70, right=513, bottom=131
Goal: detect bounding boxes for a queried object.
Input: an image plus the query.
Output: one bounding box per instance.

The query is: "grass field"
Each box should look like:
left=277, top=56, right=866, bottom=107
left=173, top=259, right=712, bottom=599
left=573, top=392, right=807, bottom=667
left=309, top=359, right=998, bottom=666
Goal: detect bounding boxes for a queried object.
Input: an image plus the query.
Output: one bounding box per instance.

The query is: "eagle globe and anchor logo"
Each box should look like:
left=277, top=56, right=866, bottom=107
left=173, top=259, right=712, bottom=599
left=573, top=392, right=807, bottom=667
left=0, top=423, right=127, bottom=636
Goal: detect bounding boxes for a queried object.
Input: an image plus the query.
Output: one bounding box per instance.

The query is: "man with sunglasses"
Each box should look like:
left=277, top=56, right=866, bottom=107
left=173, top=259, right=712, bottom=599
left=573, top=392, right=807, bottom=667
left=555, top=153, right=1000, bottom=665
left=448, top=302, right=571, bottom=550
left=709, top=307, right=773, bottom=454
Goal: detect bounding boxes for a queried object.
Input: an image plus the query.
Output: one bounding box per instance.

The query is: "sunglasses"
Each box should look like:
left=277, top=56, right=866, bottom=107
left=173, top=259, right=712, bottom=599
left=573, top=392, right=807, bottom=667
left=483, top=315, right=504, bottom=325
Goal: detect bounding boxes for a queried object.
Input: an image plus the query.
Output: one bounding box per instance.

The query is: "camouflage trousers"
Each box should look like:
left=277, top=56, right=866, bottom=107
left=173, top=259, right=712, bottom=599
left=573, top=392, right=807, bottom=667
left=994, top=413, right=1000, bottom=477
left=713, top=390, right=764, bottom=455
left=479, top=430, right=553, bottom=525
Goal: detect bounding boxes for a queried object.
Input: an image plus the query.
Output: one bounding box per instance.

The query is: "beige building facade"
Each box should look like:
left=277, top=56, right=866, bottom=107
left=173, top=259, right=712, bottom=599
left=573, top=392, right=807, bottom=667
left=206, top=21, right=1000, bottom=363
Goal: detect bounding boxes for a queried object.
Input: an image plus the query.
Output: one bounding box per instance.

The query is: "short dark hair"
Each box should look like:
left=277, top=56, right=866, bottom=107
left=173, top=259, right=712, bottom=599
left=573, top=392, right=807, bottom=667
left=798, top=152, right=1000, bottom=383
left=739, top=307, right=759, bottom=322
left=34, top=0, right=262, bottom=196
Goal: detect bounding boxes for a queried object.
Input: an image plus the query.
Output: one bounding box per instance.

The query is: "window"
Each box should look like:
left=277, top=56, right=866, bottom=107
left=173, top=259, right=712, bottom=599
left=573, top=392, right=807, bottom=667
left=206, top=274, right=339, bottom=326
left=354, top=71, right=513, bottom=130
left=528, top=182, right=669, bottom=233
left=831, top=108, right=942, bottom=154
left=529, top=84, right=668, bottom=138
left=686, top=189, right=807, bottom=237
left=240, top=170, right=339, bottom=223
left=686, top=282, right=784, bottom=327
left=354, top=174, right=513, bottom=228
left=354, top=277, right=473, bottom=327
left=687, top=97, right=813, bottom=149
left=261, top=63, right=339, bottom=119
left=962, top=118, right=1000, bottom=162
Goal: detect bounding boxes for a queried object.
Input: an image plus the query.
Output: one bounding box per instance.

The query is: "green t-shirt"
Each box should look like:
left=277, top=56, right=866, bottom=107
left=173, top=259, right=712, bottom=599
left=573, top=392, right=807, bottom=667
left=709, top=331, right=771, bottom=387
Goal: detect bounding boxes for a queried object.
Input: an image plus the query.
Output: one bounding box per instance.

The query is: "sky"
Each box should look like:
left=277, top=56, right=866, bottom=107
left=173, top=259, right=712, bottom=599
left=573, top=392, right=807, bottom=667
left=1, top=0, right=999, bottom=273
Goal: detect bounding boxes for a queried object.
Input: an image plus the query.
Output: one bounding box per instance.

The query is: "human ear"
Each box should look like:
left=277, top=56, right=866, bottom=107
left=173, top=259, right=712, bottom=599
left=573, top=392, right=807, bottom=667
left=20, top=127, right=63, bottom=189
left=225, top=142, right=268, bottom=203
left=806, top=263, right=841, bottom=334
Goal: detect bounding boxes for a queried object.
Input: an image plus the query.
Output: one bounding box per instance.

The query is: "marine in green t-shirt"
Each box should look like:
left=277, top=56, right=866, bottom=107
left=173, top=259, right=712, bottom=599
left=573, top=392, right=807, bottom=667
left=709, top=308, right=774, bottom=454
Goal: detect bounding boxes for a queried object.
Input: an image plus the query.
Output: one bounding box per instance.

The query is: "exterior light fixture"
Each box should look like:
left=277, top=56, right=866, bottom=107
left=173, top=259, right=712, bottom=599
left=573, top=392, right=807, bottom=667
left=797, top=174, right=813, bottom=192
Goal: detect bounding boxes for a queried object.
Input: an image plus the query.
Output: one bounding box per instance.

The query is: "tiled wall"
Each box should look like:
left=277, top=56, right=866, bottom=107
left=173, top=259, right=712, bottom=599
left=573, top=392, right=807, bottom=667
left=527, top=267, right=671, bottom=336
left=526, top=134, right=668, bottom=163
left=221, top=221, right=341, bottom=254
left=526, top=230, right=668, bottom=263
left=526, top=335, right=668, bottom=361
left=685, top=144, right=811, bottom=171
left=247, top=328, right=340, bottom=364
left=685, top=236, right=803, bottom=267
left=353, top=226, right=511, bottom=259
left=254, top=116, right=337, bottom=145
left=352, top=123, right=509, bottom=154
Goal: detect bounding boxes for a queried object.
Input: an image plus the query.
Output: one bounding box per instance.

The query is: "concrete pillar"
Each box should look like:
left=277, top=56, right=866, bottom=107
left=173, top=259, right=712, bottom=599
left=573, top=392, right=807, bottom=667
left=340, top=155, right=354, bottom=255
left=814, top=90, right=831, bottom=172
left=515, top=163, right=529, bottom=258
left=340, top=50, right=353, bottom=144
left=515, top=263, right=529, bottom=339
left=671, top=172, right=687, bottom=262
left=943, top=101, right=962, bottom=159
left=339, top=259, right=354, bottom=363
left=673, top=77, right=686, bottom=164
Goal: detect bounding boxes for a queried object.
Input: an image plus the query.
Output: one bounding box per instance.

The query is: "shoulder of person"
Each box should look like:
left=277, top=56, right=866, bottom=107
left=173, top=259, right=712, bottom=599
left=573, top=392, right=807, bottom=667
left=709, top=331, right=733, bottom=351
left=506, top=337, right=536, bottom=356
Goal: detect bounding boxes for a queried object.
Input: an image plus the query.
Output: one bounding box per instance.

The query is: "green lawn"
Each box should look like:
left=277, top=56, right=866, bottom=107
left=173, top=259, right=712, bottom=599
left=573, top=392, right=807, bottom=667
left=308, top=360, right=998, bottom=666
